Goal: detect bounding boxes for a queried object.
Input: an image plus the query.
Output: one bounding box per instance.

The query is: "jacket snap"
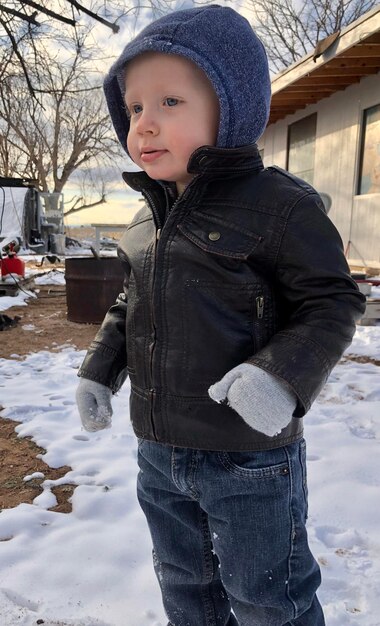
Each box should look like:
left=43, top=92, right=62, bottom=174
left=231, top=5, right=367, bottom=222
left=208, top=231, right=221, bottom=241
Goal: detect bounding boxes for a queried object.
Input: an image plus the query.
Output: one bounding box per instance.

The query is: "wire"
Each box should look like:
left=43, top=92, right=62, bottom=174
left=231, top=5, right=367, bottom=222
left=34, top=293, right=66, bottom=298
left=9, top=187, right=24, bottom=230
left=2, top=271, right=38, bottom=298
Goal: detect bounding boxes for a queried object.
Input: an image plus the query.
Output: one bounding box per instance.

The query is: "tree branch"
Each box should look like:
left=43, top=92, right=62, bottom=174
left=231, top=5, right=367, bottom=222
left=33, top=84, right=102, bottom=94
left=64, top=193, right=106, bottom=216
left=0, top=4, right=39, bottom=24
left=0, top=16, right=36, bottom=97
left=20, top=0, right=76, bottom=27
left=65, top=0, right=120, bottom=33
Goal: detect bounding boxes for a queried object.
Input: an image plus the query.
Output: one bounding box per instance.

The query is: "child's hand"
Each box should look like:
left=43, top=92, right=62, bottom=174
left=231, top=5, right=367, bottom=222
left=208, top=364, right=296, bottom=437
left=76, top=378, right=113, bottom=432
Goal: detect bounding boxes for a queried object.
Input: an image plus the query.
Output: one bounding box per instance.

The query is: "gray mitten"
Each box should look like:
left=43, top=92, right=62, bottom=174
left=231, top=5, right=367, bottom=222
left=76, top=378, right=113, bottom=432
left=208, top=363, right=297, bottom=437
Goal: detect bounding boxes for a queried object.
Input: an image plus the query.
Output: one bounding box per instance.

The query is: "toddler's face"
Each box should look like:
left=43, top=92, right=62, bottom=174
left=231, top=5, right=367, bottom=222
left=124, top=52, right=219, bottom=194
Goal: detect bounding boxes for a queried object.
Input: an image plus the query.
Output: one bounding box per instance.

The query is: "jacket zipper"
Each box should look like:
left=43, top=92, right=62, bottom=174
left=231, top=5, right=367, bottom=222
left=142, top=191, right=161, bottom=441
left=143, top=182, right=198, bottom=440
left=256, top=295, right=264, bottom=319
left=254, top=295, right=265, bottom=352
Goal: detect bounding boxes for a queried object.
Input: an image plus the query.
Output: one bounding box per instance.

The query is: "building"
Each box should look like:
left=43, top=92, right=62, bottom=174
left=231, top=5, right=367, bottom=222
left=259, top=6, right=380, bottom=267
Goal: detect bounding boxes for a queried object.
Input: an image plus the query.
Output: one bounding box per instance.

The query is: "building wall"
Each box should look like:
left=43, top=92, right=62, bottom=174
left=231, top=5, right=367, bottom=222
left=260, top=72, right=380, bottom=264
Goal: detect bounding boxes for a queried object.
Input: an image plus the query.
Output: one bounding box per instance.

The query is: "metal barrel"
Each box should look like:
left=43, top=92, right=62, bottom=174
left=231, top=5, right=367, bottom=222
left=65, top=257, right=125, bottom=324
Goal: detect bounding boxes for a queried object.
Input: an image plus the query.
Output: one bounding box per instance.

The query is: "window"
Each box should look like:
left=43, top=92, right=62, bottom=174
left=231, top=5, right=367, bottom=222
left=287, top=113, right=317, bottom=184
left=358, top=103, right=380, bottom=195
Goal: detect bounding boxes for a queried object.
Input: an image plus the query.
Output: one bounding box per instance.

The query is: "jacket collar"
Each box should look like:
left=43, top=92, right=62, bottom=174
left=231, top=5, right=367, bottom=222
left=122, top=143, right=263, bottom=193
left=188, top=143, right=263, bottom=175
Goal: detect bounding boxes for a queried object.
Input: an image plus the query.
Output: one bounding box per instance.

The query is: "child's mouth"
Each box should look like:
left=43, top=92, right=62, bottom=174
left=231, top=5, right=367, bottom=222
left=141, top=149, right=167, bottom=163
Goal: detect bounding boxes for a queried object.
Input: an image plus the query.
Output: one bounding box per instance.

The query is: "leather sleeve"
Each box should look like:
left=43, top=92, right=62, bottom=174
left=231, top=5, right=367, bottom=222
left=77, top=248, right=130, bottom=393
left=246, top=192, right=366, bottom=416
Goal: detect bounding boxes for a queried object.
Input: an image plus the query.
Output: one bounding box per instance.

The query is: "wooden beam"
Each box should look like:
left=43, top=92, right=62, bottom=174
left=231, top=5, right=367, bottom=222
left=272, top=92, right=332, bottom=102
left=270, top=104, right=307, bottom=111
left=312, top=67, right=379, bottom=77
left=362, top=33, right=380, bottom=45
left=326, top=57, right=380, bottom=68
left=281, top=85, right=340, bottom=93
left=338, top=44, right=380, bottom=58
left=292, top=75, right=357, bottom=86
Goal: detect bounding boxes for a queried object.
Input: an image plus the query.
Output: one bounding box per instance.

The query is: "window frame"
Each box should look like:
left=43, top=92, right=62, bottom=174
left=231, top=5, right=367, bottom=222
left=356, top=102, right=380, bottom=196
left=286, top=112, right=318, bottom=184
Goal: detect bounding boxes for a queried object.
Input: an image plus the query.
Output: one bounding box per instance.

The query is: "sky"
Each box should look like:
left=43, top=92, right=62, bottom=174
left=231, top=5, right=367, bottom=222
left=0, top=268, right=379, bottom=625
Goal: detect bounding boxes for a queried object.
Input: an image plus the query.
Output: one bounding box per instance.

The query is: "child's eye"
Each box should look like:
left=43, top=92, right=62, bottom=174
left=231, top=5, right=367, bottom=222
left=164, top=97, right=179, bottom=107
left=131, top=104, right=143, bottom=114
left=126, top=103, right=142, bottom=117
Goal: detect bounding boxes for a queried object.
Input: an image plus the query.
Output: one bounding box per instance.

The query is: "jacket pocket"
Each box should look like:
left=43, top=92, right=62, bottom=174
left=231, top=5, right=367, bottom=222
left=177, top=210, right=263, bottom=260
left=180, top=280, right=264, bottom=392
left=171, top=211, right=271, bottom=394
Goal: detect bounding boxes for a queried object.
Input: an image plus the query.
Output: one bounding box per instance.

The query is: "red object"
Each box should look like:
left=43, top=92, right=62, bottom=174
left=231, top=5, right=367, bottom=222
left=1, top=253, right=25, bottom=279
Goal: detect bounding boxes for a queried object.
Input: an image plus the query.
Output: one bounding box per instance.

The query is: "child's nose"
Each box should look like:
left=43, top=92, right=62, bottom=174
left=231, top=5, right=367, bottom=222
left=136, top=110, right=159, bottom=135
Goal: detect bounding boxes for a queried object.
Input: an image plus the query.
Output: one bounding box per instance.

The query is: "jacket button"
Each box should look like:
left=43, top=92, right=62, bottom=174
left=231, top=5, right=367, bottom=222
left=208, top=231, right=221, bottom=241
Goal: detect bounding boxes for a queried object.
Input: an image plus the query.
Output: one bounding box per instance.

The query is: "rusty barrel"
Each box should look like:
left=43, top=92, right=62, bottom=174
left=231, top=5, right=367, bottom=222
left=65, top=257, right=124, bottom=324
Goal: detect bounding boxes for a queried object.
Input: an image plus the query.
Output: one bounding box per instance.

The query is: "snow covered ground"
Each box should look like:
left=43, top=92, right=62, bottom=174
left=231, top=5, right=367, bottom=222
left=0, top=281, right=379, bottom=625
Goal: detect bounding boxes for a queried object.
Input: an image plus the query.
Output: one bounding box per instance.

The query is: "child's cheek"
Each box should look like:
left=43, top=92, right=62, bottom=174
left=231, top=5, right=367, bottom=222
left=126, top=132, right=137, bottom=161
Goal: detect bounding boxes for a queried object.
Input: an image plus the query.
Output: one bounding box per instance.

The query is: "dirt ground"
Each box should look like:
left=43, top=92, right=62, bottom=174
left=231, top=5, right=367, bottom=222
left=1, top=259, right=100, bottom=514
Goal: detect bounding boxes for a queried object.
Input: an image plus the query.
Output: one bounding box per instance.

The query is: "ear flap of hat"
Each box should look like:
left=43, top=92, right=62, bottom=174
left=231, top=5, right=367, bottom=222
left=104, top=73, right=131, bottom=153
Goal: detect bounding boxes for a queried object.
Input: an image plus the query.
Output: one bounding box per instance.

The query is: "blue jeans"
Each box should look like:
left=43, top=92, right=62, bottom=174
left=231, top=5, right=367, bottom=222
left=137, top=438, right=325, bottom=626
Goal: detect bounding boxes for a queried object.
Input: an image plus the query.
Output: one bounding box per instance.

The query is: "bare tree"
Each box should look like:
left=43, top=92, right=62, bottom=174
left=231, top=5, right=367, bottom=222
left=0, top=25, right=124, bottom=215
left=0, top=1, right=174, bottom=96
left=0, top=0, right=177, bottom=215
left=246, top=0, right=379, bottom=72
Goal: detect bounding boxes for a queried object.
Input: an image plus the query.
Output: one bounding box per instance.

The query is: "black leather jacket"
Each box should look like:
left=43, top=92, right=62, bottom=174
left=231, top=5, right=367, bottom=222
left=78, top=145, right=365, bottom=451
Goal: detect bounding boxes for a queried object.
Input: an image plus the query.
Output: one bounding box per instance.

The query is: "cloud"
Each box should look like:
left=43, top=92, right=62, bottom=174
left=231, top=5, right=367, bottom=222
left=64, top=186, right=143, bottom=226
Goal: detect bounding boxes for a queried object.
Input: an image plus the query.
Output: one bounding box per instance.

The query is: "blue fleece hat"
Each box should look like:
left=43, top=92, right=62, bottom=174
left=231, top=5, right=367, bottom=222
left=103, top=4, right=271, bottom=151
